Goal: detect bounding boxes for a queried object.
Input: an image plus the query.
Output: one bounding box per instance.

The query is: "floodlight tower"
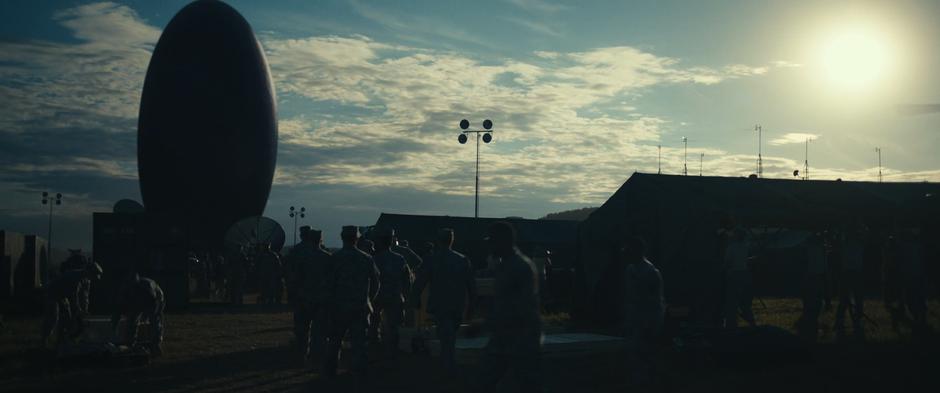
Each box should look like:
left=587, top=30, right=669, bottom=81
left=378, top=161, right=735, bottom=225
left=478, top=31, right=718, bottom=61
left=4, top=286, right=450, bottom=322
left=288, top=206, right=305, bottom=246
left=40, top=192, right=62, bottom=257
left=700, top=153, right=704, bottom=176
left=458, top=119, right=494, bottom=218
left=682, top=137, right=688, bottom=176
left=875, top=147, right=883, bottom=183
left=754, top=125, right=763, bottom=178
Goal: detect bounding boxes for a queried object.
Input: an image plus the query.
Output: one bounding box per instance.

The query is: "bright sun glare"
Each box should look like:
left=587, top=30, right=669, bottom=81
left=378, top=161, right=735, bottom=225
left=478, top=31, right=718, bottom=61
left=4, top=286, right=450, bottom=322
left=818, top=26, right=894, bottom=93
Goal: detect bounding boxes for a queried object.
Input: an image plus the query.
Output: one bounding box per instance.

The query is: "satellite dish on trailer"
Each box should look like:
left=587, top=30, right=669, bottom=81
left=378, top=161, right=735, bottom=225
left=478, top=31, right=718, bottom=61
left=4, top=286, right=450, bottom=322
left=113, top=199, right=145, bottom=214
left=224, top=216, right=286, bottom=254
left=793, top=170, right=800, bottom=177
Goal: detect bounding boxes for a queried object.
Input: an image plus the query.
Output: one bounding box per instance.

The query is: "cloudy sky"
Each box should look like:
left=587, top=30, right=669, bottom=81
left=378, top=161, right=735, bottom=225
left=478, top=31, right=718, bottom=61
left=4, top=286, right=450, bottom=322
left=2, top=0, right=939, bottom=249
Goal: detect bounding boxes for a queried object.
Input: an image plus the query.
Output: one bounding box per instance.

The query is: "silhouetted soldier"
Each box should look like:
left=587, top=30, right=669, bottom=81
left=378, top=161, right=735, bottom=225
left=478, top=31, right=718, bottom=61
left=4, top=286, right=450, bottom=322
left=722, top=227, right=756, bottom=328
left=371, top=228, right=413, bottom=358
left=897, top=228, right=928, bottom=338
left=475, top=221, right=541, bottom=392
left=392, top=235, right=423, bottom=271
left=799, top=233, right=827, bottom=342
left=412, top=228, right=476, bottom=373
left=59, top=249, right=92, bottom=315
left=111, top=273, right=165, bottom=355
left=882, top=231, right=904, bottom=331
left=41, top=262, right=102, bottom=349
left=212, top=255, right=227, bottom=301
left=323, top=226, right=380, bottom=377
left=255, top=243, right=283, bottom=305
left=285, top=226, right=332, bottom=361
left=620, top=236, right=664, bottom=387
left=835, top=223, right=867, bottom=339
left=228, top=246, right=248, bottom=305
left=357, top=237, right=375, bottom=255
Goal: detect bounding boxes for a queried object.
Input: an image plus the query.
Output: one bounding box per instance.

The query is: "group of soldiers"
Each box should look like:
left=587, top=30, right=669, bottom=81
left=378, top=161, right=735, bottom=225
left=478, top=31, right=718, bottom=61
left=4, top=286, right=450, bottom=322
left=712, top=220, right=931, bottom=342
left=40, top=250, right=166, bottom=355
left=280, top=221, right=554, bottom=390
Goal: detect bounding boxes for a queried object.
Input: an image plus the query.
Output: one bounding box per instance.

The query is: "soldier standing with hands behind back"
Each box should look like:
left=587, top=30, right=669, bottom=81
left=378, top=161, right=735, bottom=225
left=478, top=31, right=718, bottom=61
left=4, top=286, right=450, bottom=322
left=372, top=227, right=413, bottom=358
left=322, top=226, right=380, bottom=378
left=412, top=228, right=476, bottom=374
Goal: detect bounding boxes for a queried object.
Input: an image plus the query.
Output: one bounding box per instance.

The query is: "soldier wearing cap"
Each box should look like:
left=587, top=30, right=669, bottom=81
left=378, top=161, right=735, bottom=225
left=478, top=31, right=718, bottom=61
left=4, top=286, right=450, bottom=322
left=371, top=227, right=413, bottom=358
left=59, top=249, right=92, bottom=315
left=412, top=227, right=476, bottom=373
left=285, top=226, right=332, bottom=361
left=474, top=221, right=541, bottom=392
left=111, top=273, right=165, bottom=356
left=255, top=242, right=283, bottom=305
left=41, top=262, right=103, bottom=348
left=322, top=225, right=380, bottom=377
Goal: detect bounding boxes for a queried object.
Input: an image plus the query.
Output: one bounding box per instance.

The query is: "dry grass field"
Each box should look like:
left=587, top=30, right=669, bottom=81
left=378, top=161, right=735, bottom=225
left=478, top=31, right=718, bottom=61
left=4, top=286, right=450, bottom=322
left=1, top=297, right=938, bottom=393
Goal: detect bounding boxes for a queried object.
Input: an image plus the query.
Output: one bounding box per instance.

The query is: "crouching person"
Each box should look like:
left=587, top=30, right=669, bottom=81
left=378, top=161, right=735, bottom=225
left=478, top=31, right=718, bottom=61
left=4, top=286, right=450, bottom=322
left=112, top=274, right=165, bottom=356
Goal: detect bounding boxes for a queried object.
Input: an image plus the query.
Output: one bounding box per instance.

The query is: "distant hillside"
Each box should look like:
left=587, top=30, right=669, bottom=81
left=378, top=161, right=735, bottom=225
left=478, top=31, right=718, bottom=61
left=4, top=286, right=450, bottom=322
left=539, top=207, right=597, bottom=221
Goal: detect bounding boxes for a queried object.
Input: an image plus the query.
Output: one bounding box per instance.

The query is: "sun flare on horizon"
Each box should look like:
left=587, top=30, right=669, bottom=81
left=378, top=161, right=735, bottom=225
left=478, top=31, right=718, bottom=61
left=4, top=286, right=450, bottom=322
left=816, top=24, right=897, bottom=95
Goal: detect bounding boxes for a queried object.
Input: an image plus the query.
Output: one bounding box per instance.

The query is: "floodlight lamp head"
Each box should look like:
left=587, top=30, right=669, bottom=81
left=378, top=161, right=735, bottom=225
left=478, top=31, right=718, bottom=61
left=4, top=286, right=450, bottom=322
left=42, top=192, right=48, bottom=197
left=459, top=119, right=470, bottom=130
left=300, top=207, right=305, bottom=212
left=483, top=119, right=493, bottom=130
left=42, top=199, right=47, bottom=205
left=56, top=193, right=62, bottom=199
left=56, top=200, right=61, bottom=205
left=482, top=133, right=492, bottom=143
left=290, top=206, right=295, bottom=211
left=458, top=134, right=468, bottom=144
left=290, top=212, right=295, bottom=218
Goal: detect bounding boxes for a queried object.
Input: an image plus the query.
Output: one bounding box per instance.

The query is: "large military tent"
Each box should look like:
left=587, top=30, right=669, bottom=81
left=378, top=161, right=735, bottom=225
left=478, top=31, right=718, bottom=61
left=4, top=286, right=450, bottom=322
left=575, top=173, right=940, bottom=323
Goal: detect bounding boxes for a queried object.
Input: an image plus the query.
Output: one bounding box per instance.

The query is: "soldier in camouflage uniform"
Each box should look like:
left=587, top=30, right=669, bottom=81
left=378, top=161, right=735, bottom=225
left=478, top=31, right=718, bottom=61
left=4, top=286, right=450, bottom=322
left=59, top=250, right=92, bottom=315
left=412, top=228, right=476, bottom=373
left=371, top=228, right=413, bottom=358
left=255, top=243, right=283, bottom=305
left=322, top=226, right=380, bottom=377
left=228, top=246, right=248, bottom=305
left=475, top=221, right=542, bottom=392
left=284, top=226, right=332, bottom=360
left=111, top=273, right=165, bottom=355
left=41, top=262, right=103, bottom=349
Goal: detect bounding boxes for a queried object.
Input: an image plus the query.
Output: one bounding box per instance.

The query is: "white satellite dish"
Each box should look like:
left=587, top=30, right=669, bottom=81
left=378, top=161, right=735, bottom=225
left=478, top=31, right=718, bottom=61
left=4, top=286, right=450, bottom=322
left=224, top=216, right=286, bottom=254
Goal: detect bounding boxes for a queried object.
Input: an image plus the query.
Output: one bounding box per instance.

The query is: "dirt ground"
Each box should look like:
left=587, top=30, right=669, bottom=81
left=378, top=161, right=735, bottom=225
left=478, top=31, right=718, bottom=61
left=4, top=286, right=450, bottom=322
left=1, top=297, right=938, bottom=393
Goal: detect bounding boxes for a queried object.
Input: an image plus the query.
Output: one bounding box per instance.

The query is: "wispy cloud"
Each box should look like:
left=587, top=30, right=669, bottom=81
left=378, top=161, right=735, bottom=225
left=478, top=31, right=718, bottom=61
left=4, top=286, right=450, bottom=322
left=500, top=16, right=562, bottom=37
left=770, top=132, right=820, bottom=146
left=506, top=0, right=570, bottom=13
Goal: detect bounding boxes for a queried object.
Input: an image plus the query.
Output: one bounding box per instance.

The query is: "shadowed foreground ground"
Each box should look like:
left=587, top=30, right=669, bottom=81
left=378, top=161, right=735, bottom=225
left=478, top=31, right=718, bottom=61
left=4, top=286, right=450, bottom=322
left=1, top=298, right=938, bottom=393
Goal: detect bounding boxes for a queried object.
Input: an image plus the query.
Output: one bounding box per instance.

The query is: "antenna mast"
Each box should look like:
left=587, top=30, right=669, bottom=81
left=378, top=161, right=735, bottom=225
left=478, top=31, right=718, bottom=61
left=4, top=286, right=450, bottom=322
left=754, top=125, right=763, bottom=178
left=876, top=147, right=883, bottom=183
left=658, top=145, right=662, bottom=175
left=682, top=137, right=688, bottom=176
left=804, top=138, right=809, bottom=180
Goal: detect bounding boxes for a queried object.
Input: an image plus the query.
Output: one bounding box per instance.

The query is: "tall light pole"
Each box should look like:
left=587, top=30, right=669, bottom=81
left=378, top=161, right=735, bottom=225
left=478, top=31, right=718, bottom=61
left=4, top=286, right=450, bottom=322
left=40, top=192, right=62, bottom=258
left=288, top=206, right=305, bottom=246
left=682, top=137, right=688, bottom=176
left=754, top=124, right=763, bottom=178
left=458, top=119, right=494, bottom=218
left=875, top=147, right=883, bottom=183
left=700, top=153, right=704, bottom=176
